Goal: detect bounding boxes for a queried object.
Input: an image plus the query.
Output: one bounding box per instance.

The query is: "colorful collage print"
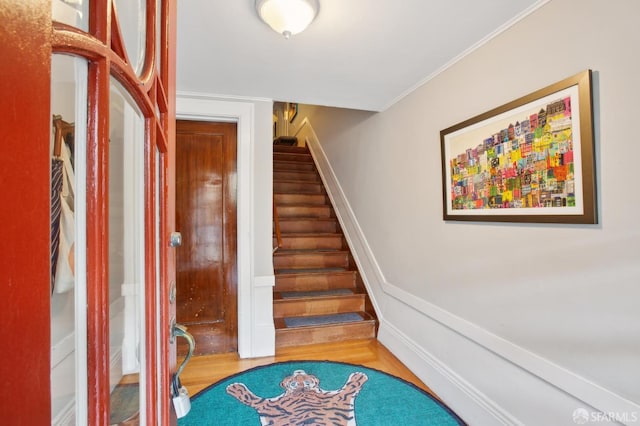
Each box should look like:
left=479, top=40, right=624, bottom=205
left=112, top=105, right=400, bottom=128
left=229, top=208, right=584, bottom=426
left=449, top=96, right=576, bottom=211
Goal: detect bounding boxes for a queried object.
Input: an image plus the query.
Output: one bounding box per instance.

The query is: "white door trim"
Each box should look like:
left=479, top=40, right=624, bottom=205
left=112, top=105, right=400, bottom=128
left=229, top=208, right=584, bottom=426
left=176, top=94, right=257, bottom=358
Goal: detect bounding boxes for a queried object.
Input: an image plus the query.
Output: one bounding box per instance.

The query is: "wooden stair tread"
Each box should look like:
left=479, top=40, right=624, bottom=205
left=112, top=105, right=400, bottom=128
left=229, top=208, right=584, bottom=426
left=274, top=189, right=326, bottom=194
left=275, top=267, right=352, bottom=275
left=276, top=232, right=342, bottom=237
left=273, top=175, right=321, bottom=183
left=276, top=204, right=332, bottom=209
left=274, top=272, right=357, bottom=293
left=273, top=290, right=366, bottom=318
left=276, top=205, right=332, bottom=213
left=273, top=178, right=322, bottom=183
left=276, top=207, right=333, bottom=219
left=273, top=148, right=312, bottom=154
left=273, top=168, right=316, bottom=172
left=273, top=250, right=347, bottom=261
left=275, top=194, right=328, bottom=205
left=274, top=288, right=358, bottom=300
left=273, top=148, right=311, bottom=154
left=273, top=179, right=324, bottom=184
left=278, top=216, right=337, bottom=221
left=273, top=143, right=377, bottom=348
left=274, top=159, right=314, bottom=166
left=273, top=172, right=318, bottom=178
left=277, top=220, right=340, bottom=234
left=273, top=146, right=309, bottom=153
left=276, top=203, right=331, bottom=206
left=274, top=186, right=325, bottom=195
left=275, top=321, right=377, bottom=347
left=273, top=252, right=349, bottom=269
left=276, top=247, right=344, bottom=252
left=274, top=234, right=344, bottom=250
left=274, top=312, right=376, bottom=329
left=274, top=203, right=333, bottom=209
left=275, top=267, right=349, bottom=274
left=273, top=167, right=314, bottom=172
left=273, top=154, right=314, bottom=163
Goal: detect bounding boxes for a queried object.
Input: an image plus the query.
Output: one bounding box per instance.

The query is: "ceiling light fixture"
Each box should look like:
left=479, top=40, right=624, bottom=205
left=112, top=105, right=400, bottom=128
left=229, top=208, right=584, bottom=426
left=256, top=0, right=319, bottom=39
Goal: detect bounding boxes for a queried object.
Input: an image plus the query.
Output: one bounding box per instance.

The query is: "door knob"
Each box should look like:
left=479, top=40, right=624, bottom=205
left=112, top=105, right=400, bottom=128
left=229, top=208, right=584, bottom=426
left=169, top=232, right=182, bottom=247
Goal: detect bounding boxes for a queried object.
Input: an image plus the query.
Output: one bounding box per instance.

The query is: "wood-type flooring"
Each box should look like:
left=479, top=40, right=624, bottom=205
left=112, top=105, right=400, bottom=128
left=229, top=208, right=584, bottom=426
left=179, top=339, right=436, bottom=398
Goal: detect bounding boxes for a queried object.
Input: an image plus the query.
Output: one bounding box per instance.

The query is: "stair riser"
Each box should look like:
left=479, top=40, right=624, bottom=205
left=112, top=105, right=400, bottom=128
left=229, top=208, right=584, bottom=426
left=273, top=153, right=314, bottom=163
left=275, top=193, right=328, bottom=205
left=275, top=236, right=343, bottom=250
left=274, top=181, right=324, bottom=194
left=277, top=205, right=332, bottom=218
left=274, top=162, right=316, bottom=172
left=274, top=171, right=320, bottom=182
left=278, top=219, right=338, bottom=233
left=274, top=272, right=356, bottom=292
left=273, top=253, right=349, bottom=269
left=273, top=145, right=309, bottom=154
left=275, top=322, right=376, bottom=348
left=274, top=296, right=365, bottom=318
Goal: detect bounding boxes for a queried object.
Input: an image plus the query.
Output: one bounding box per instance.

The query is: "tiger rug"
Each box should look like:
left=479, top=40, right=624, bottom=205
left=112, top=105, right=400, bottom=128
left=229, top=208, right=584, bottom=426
left=226, top=369, right=368, bottom=426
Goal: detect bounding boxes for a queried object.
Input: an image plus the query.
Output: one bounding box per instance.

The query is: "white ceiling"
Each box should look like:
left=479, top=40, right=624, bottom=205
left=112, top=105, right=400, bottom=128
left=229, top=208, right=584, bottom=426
left=176, top=0, right=546, bottom=112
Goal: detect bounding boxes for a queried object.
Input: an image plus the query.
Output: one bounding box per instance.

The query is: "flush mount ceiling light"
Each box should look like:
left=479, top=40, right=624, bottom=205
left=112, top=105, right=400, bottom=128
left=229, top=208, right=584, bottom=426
left=256, top=0, right=319, bottom=39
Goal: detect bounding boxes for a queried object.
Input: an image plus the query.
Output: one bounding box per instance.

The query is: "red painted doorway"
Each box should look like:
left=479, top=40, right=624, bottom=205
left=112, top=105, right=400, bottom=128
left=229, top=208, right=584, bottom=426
left=0, top=0, right=179, bottom=424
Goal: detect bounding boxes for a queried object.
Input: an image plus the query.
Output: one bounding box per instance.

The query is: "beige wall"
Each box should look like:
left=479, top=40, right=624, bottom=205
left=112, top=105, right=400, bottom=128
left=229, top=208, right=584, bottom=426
left=291, top=0, right=640, bottom=422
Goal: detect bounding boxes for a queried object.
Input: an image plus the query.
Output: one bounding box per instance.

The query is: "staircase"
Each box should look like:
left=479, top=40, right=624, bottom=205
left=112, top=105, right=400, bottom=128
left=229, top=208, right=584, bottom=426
left=272, top=143, right=377, bottom=348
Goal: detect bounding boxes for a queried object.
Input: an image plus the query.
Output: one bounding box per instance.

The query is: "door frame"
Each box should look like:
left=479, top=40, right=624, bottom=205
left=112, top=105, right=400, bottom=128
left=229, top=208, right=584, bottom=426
left=1, top=0, right=177, bottom=423
left=0, top=0, right=52, bottom=422
left=176, top=94, right=275, bottom=358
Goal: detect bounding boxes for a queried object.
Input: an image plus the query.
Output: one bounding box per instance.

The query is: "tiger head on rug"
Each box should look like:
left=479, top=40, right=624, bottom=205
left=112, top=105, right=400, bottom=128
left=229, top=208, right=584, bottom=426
left=226, top=369, right=368, bottom=426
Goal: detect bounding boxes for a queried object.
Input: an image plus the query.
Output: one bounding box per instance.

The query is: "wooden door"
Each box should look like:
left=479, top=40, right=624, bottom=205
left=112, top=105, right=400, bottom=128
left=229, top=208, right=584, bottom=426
left=0, top=0, right=52, bottom=422
left=176, top=121, right=238, bottom=354
left=0, top=0, right=178, bottom=424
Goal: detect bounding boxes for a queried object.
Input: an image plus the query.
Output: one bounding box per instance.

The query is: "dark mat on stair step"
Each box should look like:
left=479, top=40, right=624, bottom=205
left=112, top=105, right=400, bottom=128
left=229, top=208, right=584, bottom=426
left=284, top=312, right=363, bottom=328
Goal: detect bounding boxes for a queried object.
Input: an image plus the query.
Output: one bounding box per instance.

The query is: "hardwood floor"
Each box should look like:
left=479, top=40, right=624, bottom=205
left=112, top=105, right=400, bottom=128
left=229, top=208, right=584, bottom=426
left=179, top=338, right=437, bottom=398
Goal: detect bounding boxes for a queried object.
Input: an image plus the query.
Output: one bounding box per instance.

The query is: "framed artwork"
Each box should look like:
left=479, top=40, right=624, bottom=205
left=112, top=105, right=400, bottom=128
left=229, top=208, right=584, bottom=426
left=440, top=70, right=596, bottom=224
left=287, top=102, right=298, bottom=123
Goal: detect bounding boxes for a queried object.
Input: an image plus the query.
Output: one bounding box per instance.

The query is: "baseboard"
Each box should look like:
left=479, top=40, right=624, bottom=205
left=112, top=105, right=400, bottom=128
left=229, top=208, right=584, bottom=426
left=296, top=119, right=386, bottom=317
left=51, top=350, right=77, bottom=425
left=52, top=398, right=75, bottom=426
left=254, top=274, right=275, bottom=288
left=51, top=331, right=75, bottom=369
left=250, top=275, right=276, bottom=357
left=110, top=297, right=125, bottom=391
left=378, top=320, right=522, bottom=425
left=297, top=117, right=640, bottom=423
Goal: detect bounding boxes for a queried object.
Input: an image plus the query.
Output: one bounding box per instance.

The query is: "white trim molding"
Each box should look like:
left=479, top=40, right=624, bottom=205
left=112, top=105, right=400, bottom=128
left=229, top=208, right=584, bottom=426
left=176, top=93, right=274, bottom=358
left=51, top=398, right=75, bottom=426
left=253, top=275, right=276, bottom=357
left=379, top=0, right=552, bottom=111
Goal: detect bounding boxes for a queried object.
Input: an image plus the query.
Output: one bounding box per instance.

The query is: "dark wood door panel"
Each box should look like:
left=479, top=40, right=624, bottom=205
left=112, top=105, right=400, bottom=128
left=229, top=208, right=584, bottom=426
left=175, top=120, right=237, bottom=353
left=176, top=132, right=225, bottom=322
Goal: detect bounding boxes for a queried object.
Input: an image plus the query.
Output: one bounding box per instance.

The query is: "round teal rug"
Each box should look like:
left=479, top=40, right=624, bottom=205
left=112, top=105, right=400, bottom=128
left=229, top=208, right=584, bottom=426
left=178, top=360, right=465, bottom=425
